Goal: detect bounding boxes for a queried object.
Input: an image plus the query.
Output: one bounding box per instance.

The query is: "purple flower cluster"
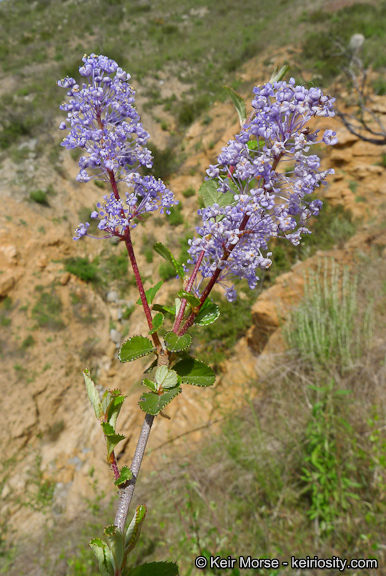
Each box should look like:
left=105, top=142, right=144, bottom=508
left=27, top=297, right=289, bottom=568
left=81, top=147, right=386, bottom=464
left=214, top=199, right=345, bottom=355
left=58, top=54, right=177, bottom=240
left=58, top=54, right=151, bottom=182
left=188, top=78, right=337, bottom=300
left=73, top=174, right=176, bottom=240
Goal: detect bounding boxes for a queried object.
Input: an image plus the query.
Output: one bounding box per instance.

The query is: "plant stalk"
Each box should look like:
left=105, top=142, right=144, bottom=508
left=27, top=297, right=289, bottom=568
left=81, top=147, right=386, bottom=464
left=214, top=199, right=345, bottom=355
left=173, top=249, right=205, bottom=334
left=114, top=413, right=154, bottom=532
left=107, top=169, right=162, bottom=352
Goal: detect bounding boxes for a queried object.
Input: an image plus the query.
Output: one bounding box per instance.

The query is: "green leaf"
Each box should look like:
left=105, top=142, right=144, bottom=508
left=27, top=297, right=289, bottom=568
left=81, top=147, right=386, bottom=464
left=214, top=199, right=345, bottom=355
left=153, top=243, right=184, bottom=279
left=194, top=301, right=220, bottom=326
left=138, top=387, right=181, bottom=416
left=142, top=378, right=157, bottom=392
left=104, top=525, right=125, bottom=571
left=119, top=336, right=156, bottom=363
left=129, top=562, right=179, bottom=576
left=223, top=85, right=247, bottom=126
left=148, top=312, right=164, bottom=335
left=83, top=369, right=102, bottom=421
left=143, top=358, right=158, bottom=374
left=106, top=393, right=125, bottom=429
left=114, top=466, right=133, bottom=486
left=173, top=356, right=215, bottom=387
left=152, top=303, right=176, bottom=315
left=164, top=332, right=192, bottom=353
left=177, top=290, right=201, bottom=308
left=154, top=366, right=179, bottom=390
left=175, top=298, right=182, bottom=318
left=89, top=538, right=115, bottom=576
left=136, top=281, right=163, bottom=306
left=247, top=139, right=266, bottom=151
left=101, top=422, right=126, bottom=459
left=125, top=504, right=147, bottom=553
left=101, top=390, right=124, bottom=423
left=199, top=179, right=235, bottom=210
left=270, top=64, right=290, bottom=83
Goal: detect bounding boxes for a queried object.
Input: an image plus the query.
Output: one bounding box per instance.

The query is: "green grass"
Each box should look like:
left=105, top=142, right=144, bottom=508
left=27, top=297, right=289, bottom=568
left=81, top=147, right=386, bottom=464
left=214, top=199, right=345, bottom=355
left=140, top=234, right=156, bottom=263
left=0, top=316, right=11, bottom=327
left=21, top=335, right=35, bottom=351
left=373, top=76, right=386, bottom=96
left=32, top=289, right=65, bottom=330
left=159, top=261, right=176, bottom=281
left=30, top=189, right=49, bottom=206
left=0, top=297, right=12, bottom=328
left=0, top=0, right=329, bottom=159
left=182, top=186, right=196, bottom=198
left=101, top=251, right=128, bottom=281
left=166, top=204, right=184, bottom=227
left=144, top=144, right=177, bottom=181
left=22, top=455, right=56, bottom=512
left=285, top=259, right=372, bottom=372
left=65, top=257, right=99, bottom=282
left=301, top=3, right=386, bottom=84
left=78, top=207, right=100, bottom=236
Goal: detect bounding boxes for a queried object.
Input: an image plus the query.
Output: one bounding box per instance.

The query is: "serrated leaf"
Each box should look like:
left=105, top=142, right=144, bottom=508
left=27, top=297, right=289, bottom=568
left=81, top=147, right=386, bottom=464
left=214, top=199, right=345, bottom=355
left=101, top=389, right=123, bottom=420
left=164, top=332, right=192, bottom=353
left=89, top=538, right=115, bottom=576
left=148, top=312, right=164, bottom=335
left=129, top=562, right=179, bottom=576
left=101, top=422, right=117, bottom=435
left=114, top=466, right=133, bottom=486
left=138, top=387, right=181, bottom=416
left=101, top=422, right=126, bottom=459
left=175, top=298, right=182, bottom=318
left=83, top=369, right=103, bottom=421
left=125, top=504, right=147, bottom=553
left=153, top=243, right=184, bottom=279
left=199, top=180, right=235, bottom=210
left=106, top=394, right=125, bottom=429
left=119, top=336, right=156, bottom=363
left=173, top=356, right=215, bottom=387
left=177, top=290, right=201, bottom=308
left=194, top=301, right=220, bottom=326
left=223, top=85, right=247, bottom=126
left=136, top=281, right=163, bottom=306
left=104, top=525, right=125, bottom=571
left=270, top=64, right=290, bottom=83
left=154, top=366, right=179, bottom=390
left=142, top=378, right=157, bottom=392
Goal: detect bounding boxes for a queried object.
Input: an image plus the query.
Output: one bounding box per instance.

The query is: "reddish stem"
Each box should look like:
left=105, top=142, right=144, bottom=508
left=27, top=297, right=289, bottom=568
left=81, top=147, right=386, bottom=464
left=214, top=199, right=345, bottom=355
left=176, top=150, right=284, bottom=337
left=106, top=169, right=162, bottom=352
left=124, top=228, right=162, bottom=351
left=110, top=452, right=120, bottom=480
left=173, top=249, right=206, bottom=334
left=177, top=211, right=251, bottom=336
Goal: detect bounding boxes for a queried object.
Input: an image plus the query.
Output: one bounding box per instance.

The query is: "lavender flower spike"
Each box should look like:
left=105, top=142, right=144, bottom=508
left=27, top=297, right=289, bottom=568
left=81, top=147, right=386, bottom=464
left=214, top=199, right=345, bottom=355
left=188, top=78, right=337, bottom=301
left=58, top=54, right=178, bottom=240
left=58, top=54, right=151, bottom=183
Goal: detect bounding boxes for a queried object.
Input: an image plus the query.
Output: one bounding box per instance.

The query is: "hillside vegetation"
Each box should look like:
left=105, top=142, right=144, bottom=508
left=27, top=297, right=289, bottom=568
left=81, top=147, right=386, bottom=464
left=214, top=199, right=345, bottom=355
left=0, top=0, right=386, bottom=575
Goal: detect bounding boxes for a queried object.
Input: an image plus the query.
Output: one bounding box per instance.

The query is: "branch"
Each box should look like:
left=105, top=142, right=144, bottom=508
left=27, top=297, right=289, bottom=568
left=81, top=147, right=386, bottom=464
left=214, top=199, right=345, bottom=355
left=332, top=37, right=386, bottom=146
left=114, top=413, right=154, bottom=532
